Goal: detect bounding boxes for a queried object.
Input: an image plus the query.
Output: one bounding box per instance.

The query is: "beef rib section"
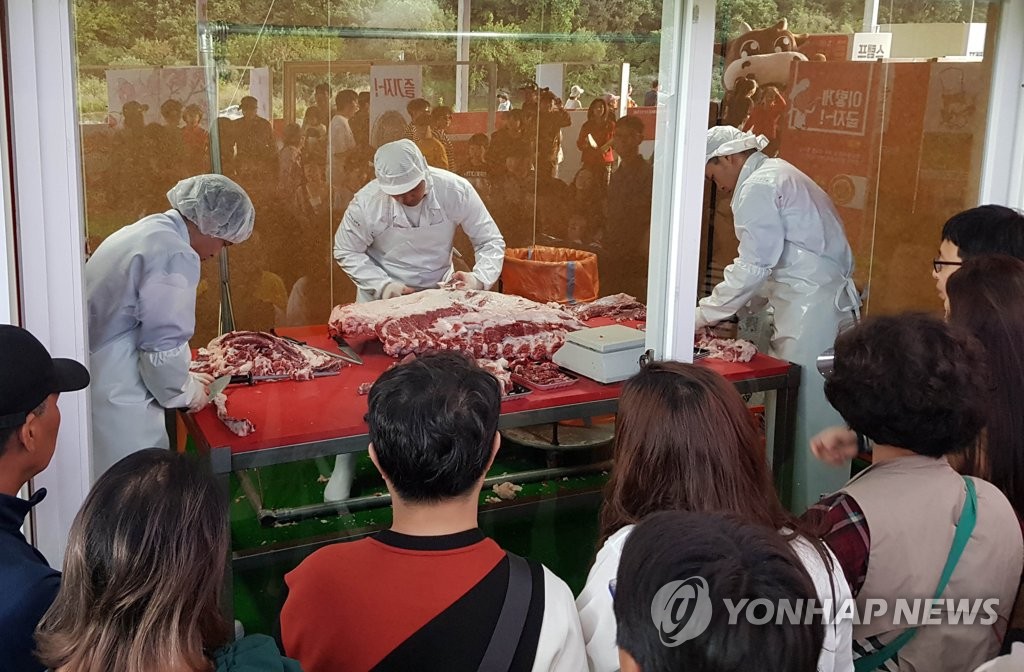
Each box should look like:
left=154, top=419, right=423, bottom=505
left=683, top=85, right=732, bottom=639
left=328, top=289, right=583, bottom=361
left=568, top=293, right=647, bottom=322
left=192, top=331, right=344, bottom=381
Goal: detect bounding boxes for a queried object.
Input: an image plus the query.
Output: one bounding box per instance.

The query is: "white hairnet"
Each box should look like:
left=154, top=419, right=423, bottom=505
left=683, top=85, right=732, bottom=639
left=706, top=126, right=769, bottom=164
left=570, top=85, right=584, bottom=97
left=166, top=175, right=255, bottom=244
left=374, top=139, right=429, bottom=195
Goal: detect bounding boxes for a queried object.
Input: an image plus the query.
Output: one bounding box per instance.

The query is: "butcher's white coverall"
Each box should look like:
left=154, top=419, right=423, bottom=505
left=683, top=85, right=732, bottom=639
left=325, top=140, right=506, bottom=501
left=87, top=211, right=204, bottom=477
left=86, top=175, right=254, bottom=479
left=333, top=139, right=506, bottom=302
left=700, top=139, right=861, bottom=510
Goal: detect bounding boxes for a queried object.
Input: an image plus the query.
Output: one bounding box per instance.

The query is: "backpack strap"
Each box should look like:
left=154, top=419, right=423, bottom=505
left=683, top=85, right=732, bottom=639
left=478, top=552, right=534, bottom=672
left=854, top=477, right=978, bottom=671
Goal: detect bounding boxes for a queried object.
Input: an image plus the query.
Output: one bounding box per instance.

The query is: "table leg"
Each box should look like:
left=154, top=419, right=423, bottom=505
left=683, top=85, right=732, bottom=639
left=772, top=364, right=801, bottom=509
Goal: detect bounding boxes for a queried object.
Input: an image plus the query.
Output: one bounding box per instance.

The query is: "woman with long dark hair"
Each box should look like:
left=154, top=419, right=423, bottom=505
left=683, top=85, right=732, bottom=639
left=946, top=254, right=1024, bottom=518
left=576, top=362, right=852, bottom=672
left=35, top=449, right=300, bottom=672
left=576, top=98, right=615, bottom=186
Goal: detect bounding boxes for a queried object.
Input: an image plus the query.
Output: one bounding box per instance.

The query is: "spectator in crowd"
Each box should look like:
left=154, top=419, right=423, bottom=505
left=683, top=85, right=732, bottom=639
left=302, top=82, right=332, bottom=131
left=643, top=79, right=659, bottom=107
left=281, top=353, right=585, bottom=671
left=577, top=98, right=615, bottom=187
left=933, top=205, right=1024, bottom=309
left=86, top=175, right=254, bottom=476
left=232, top=95, right=277, bottom=184
left=811, top=205, right=1024, bottom=462
left=402, top=98, right=447, bottom=169
left=604, top=115, right=652, bottom=300
left=564, top=85, right=584, bottom=110
left=109, top=100, right=153, bottom=219
left=148, top=98, right=187, bottom=192
left=804, top=313, right=1023, bottom=671
left=488, top=108, right=526, bottom=179
left=278, top=122, right=304, bottom=201
left=523, top=88, right=571, bottom=178
left=35, top=449, right=301, bottom=672
left=303, top=124, right=327, bottom=174
left=330, top=89, right=360, bottom=189
left=0, top=325, right=90, bottom=672
left=945, top=255, right=1024, bottom=516
left=181, top=103, right=210, bottom=175
left=349, top=90, right=371, bottom=149
left=492, top=142, right=537, bottom=248
left=519, top=81, right=540, bottom=110
left=577, top=361, right=852, bottom=672
left=460, top=132, right=490, bottom=200
left=431, top=105, right=457, bottom=172
left=615, top=511, right=826, bottom=672
left=496, top=91, right=511, bottom=111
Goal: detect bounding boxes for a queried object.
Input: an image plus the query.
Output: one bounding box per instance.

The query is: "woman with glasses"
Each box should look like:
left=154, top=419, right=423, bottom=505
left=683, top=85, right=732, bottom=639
left=575, top=361, right=853, bottom=672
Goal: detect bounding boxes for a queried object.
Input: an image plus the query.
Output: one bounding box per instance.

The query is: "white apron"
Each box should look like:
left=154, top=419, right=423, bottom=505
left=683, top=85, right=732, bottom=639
left=765, top=244, right=861, bottom=511
left=90, top=333, right=170, bottom=478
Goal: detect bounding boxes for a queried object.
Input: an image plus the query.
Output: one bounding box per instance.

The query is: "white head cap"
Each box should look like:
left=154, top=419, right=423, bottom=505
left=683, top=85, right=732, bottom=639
left=569, top=85, right=584, bottom=98
left=167, top=175, right=255, bottom=244
left=705, top=126, right=770, bottom=164
left=374, top=139, right=429, bottom=196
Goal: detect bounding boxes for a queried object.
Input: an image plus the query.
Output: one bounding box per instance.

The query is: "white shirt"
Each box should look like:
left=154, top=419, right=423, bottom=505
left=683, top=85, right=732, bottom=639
left=564, top=99, right=582, bottom=110
left=535, top=566, right=589, bottom=672
left=497, top=100, right=511, bottom=112
left=697, top=152, right=854, bottom=327
left=575, top=525, right=854, bottom=672
left=333, top=167, right=506, bottom=299
left=329, top=114, right=356, bottom=185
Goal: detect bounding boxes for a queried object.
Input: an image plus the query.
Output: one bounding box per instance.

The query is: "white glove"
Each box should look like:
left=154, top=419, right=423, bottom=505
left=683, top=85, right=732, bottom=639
left=447, top=271, right=483, bottom=291
left=809, top=426, right=859, bottom=466
left=186, top=372, right=215, bottom=412
left=381, top=282, right=413, bottom=300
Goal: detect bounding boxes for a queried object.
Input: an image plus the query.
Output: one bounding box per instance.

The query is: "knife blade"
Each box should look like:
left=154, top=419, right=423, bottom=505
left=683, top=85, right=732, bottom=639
left=331, top=334, right=364, bottom=365
left=208, top=374, right=232, bottom=398
left=277, top=333, right=362, bottom=366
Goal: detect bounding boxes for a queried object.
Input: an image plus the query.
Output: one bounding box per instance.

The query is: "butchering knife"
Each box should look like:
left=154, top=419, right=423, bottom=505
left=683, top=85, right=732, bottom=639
left=331, top=334, right=364, bottom=366
left=208, top=374, right=232, bottom=398
left=274, top=332, right=363, bottom=366
left=228, top=370, right=341, bottom=386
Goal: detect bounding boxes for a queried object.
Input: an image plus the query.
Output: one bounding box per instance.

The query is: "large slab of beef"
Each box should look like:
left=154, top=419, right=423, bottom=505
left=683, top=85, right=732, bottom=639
left=568, top=293, right=647, bottom=322
left=192, top=331, right=344, bottom=381
left=329, top=289, right=583, bottom=361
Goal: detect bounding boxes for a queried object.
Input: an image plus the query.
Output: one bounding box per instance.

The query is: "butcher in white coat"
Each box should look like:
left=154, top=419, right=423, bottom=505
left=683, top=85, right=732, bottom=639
left=86, top=175, right=255, bottom=479
left=327, top=139, right=506, bottom=500
left=700, top=126, right=860, bottom=510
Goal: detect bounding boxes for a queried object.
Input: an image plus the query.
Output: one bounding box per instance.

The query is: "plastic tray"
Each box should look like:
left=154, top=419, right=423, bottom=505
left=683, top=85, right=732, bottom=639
left=511, top=369, right=580, bottom=392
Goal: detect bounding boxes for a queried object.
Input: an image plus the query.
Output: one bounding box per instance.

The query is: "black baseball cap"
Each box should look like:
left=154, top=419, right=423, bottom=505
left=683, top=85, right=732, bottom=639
left=0, top=325, right=90, bottom=429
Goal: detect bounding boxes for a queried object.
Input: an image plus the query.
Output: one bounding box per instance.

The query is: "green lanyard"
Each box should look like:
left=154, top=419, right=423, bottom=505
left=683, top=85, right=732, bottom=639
left=854, top=477, right=978, bottom=672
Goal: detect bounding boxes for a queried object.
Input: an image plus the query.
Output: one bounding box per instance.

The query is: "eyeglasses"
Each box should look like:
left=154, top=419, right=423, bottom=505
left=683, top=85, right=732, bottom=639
left=932, top=259, right=962, bottom=273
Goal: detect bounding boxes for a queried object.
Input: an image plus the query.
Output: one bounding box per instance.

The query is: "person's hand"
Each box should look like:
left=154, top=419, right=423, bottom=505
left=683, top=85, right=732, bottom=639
left=186, top=372, right=216, bottom=412
left=446, top=272, right=483, bottom=290
left=382, top=282, right=414, bottom=300
left=810, top=426, right=859, bottom=466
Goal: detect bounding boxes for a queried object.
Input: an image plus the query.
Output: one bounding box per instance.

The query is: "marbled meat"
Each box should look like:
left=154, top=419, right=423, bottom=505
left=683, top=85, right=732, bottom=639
left=568, top=293, right=647, bottom=322
left=192, top=331, right=344, bottom=381
left=695, top=329, right=758, bottom=363
left=329, top=289, right=583, bottom=361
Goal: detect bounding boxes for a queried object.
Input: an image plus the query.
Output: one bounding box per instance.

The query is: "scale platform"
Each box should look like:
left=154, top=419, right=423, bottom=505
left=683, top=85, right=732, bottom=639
left=552, top=324, right=647, bottom=384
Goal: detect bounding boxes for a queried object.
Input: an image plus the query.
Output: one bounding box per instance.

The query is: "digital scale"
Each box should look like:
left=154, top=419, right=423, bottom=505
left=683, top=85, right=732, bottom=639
left=552, top=324, right=648, bottom=384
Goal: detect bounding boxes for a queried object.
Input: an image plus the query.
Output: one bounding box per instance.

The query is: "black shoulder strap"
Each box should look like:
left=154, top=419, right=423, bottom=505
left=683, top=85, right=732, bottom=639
left=478, top=552, right=534, bottom=672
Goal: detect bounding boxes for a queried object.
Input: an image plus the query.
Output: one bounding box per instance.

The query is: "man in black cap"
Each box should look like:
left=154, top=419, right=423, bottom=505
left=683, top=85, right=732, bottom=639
left=0, top=325, right=90, bottom=672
